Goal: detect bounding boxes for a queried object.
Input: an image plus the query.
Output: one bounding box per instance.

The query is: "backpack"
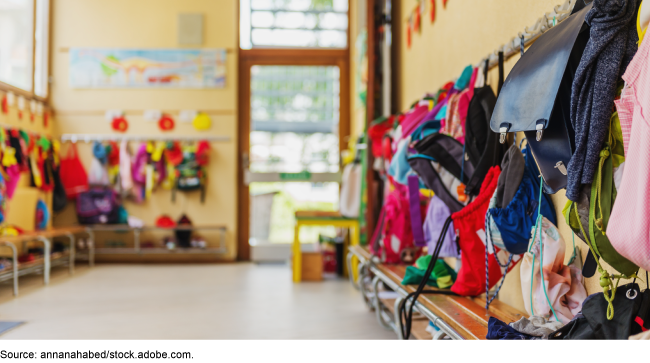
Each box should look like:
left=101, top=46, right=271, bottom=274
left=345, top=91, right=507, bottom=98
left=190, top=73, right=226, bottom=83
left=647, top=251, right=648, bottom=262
left=464, top=60, right=506, bottom=196
left=408, top=133, right=475, bottom=213
left=173, top=158, right=206, bottom=203
left=76, top=187, right=120, bottom=225
left=490, top=4, right=591, bottom=193
left=486, top=142, right=557, bottom=255
left=369, top=184, right=423, bottom=264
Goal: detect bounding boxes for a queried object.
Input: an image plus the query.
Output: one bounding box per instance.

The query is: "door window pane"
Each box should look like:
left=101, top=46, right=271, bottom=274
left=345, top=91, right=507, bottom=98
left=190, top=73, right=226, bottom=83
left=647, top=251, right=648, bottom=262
left=0, top=0, right=34, bottom=91
left=241, top=0, right=348, bottom=49
left=250, top=65, right=340, bottom=173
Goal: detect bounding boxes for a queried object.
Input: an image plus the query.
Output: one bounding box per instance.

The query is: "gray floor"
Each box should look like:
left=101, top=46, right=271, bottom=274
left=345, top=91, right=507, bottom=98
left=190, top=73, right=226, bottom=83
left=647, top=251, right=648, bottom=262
left=0, top=263, right=395, bottom=339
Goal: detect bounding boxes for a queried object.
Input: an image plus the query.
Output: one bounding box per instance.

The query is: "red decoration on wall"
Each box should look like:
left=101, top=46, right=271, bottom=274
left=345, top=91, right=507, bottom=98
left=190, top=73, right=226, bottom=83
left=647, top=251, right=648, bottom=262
left=443, top=0, right=449, bottom=8
left=43, top=112, right=49, bottom=128
left=17, top=111, right=23, bottom=120
left=158, top=114, right=175, bottom=131
left=111, top=116, right=129, bottom=132
left=1, top=96, right=7, bottom=114
left=431, top=0, right=436, bottom=22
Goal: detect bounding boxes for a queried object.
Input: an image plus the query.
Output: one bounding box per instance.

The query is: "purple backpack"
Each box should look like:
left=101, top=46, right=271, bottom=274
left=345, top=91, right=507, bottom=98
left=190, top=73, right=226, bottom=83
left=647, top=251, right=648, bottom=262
left=76, top=187, right=120, bottom=225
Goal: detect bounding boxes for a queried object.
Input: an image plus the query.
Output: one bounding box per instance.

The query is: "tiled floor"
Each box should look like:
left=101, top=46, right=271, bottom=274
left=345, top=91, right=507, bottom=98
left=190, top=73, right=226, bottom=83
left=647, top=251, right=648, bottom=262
left=0, top=263, right=394, bottom=339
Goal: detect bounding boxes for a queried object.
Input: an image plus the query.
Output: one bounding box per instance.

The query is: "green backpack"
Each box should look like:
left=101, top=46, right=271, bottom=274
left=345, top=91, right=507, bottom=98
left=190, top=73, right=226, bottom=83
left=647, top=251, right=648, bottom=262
left=172, top=158, right=206, bottom=203
left=563, top=110, right=638, bottom=320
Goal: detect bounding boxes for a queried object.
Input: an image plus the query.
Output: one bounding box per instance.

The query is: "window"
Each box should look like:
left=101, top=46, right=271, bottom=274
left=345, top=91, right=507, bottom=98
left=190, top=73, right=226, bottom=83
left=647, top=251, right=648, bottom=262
left=240, top=0, right=349, bottom=49
left=249, top=65, right=340, bottom=173
left=0, top=0, right=50, bottom=98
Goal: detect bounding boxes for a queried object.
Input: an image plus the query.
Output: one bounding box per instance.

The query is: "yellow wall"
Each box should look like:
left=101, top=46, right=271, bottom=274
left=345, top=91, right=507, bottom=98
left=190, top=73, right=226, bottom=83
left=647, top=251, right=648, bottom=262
left=397, top=0, right=647, bottom=312
left=0, top=92, right=53, bottom=234
left=51, top=0, right=238, bottom=260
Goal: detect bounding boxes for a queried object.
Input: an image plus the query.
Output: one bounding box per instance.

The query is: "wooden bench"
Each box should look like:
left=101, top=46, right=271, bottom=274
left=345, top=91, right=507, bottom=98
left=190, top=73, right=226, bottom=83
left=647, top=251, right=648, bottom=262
left=348, top=245, right=526, bottom=340
left=0, top=226, right=93, bottom=296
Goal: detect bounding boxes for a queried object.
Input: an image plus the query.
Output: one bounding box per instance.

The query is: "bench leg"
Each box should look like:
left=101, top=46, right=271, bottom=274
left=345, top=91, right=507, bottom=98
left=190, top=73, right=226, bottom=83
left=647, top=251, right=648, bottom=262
left=372, top=276, right=394, bottom=331
left=38, top=237, right=51, bottom=285
left=0, top=242, right=19, bottom=296
left=346, top=252, right=359, bottom=290
left=358, top=263, right=374, bottom=310
left=66, top=232, right=76, bottom=275
left=394, top=297, right=404, bottom=340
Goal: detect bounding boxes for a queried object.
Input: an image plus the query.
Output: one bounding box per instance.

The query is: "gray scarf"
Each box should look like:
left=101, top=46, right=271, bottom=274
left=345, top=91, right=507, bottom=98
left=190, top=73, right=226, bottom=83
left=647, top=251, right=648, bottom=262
left=566, top=0, right=639, bottom=201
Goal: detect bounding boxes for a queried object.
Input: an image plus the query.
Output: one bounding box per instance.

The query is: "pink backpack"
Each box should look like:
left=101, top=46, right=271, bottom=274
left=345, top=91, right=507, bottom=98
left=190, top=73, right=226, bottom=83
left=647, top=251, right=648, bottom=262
left=370, top=183, right=423, bottom=264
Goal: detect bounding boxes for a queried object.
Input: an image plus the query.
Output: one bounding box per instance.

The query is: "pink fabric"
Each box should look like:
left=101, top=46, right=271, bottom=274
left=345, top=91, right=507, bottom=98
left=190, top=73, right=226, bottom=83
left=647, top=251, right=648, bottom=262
left=614, top=84, right=635, bottom=156
left=520, top=217, right=587, bottom=324
left=5, top=165, right=20, bottom=199
left=399, top=104, right=429, bottom=141
left=457, top=67, right=479, bottom=122
left=608, top=36, right=650, bottom=272
left=441, top=93, right=461, bottom=140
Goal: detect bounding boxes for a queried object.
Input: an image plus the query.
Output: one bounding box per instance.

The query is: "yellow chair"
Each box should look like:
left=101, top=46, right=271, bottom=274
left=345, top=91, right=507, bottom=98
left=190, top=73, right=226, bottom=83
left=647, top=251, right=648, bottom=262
left=292, top=211, right=360, bottom=282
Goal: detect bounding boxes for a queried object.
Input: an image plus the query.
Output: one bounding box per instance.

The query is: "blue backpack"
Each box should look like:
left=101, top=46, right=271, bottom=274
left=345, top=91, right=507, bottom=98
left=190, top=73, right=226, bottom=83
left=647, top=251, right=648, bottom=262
left=486, top=141, right=556, bottom=255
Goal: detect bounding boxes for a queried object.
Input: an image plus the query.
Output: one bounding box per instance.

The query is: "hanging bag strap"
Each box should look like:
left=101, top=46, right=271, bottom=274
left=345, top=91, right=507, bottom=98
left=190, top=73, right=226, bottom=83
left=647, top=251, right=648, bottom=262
left=497, top=51, right=504, bottom=96
left=408, top=175, right=426, bottom=247
left=398, top=216, right=458, bottom=339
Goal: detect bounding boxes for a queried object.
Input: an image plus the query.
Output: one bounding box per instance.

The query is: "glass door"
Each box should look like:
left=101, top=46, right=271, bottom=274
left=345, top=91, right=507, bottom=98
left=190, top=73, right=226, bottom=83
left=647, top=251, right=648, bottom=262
left=246, top=65, right=342, bottom=247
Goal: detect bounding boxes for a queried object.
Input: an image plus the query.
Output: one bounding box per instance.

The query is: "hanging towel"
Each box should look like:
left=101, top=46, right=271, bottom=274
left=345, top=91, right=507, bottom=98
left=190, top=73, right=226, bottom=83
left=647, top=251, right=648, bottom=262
left=566, top=0, right=640, bottom=201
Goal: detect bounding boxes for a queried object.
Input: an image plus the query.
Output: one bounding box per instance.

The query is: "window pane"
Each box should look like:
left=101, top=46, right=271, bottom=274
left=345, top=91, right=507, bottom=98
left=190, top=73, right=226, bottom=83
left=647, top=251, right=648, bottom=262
left=0, top=0, right=34, bottom=91
left=34, top=0, right=50, bottom=97
left=241, top=0, right=348, bottom=49
left=250, top=65, right=340, bottom=173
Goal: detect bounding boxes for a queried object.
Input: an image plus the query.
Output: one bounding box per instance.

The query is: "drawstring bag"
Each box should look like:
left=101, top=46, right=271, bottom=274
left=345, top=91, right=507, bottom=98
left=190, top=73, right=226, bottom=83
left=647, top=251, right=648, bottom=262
left=51, top=157, right=68, bottom=212
left=59, top=143, right=89, bottom=198
left=607, top=31, right=650, bottom=273
left=88, top=156, right=109, bottom=186
left=119, top=140, right=133, bottom=193
left=369, top=184, right=423, bottom=264
left=564, top=122, right=639, bottom=319
left=486, top=142, right=557, bottom=255
left=398, top=166, right=511, bottom=339
left=521, top=216, right=587, bottom=324
left=423, top=195, right=458, bottom=258
left=408, top=133, right=475, bottom=213
left=450, top=166, right=515, bottom=297
left=549, top=281, right=650, bottom=340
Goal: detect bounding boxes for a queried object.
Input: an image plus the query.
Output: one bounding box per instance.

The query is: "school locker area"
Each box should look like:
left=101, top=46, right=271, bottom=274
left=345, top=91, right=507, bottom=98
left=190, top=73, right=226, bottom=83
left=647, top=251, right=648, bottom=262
left=0, top=0, right=647, bottom=341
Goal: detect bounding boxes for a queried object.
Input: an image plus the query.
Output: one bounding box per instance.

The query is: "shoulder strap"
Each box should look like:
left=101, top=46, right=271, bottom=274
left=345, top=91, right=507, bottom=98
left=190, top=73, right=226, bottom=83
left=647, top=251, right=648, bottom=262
left=497, top=51, right=504, bottom=96
left=408, top=175, right=426, bottom=247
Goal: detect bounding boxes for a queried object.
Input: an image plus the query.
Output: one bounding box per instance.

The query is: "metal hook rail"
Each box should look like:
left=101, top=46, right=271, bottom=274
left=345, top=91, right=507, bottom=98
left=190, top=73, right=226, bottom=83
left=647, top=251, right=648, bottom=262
left=478, top=0, right=577, bottom=71
left=60, top=134, right=231, bottom=143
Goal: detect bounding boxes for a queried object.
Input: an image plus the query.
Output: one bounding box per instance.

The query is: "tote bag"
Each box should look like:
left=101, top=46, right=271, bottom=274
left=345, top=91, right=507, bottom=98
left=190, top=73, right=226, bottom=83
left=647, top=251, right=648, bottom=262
left=59, top=143, right=89, bottom=198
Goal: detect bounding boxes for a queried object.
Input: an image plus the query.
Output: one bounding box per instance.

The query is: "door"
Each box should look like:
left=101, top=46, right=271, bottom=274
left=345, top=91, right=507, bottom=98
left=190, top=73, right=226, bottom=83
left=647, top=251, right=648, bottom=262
left=238, top=52, right=349, bottom=260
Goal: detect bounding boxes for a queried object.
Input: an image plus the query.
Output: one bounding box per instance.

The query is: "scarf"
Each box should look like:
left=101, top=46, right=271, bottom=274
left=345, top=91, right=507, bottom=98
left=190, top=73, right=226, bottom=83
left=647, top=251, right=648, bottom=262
left=566, top=0, right=639, bottom=201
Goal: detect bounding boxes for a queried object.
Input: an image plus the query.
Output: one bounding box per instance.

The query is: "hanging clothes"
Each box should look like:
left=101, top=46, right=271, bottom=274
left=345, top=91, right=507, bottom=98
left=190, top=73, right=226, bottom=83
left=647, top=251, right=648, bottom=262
left=566, top=0, right=640, bottom=201
left=607, top=23, right=650, bottom=273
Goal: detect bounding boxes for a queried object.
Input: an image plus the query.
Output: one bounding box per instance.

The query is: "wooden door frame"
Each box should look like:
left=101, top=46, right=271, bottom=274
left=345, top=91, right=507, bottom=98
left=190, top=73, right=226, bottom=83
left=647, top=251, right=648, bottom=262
left=237, top=48, right=350, bottom=261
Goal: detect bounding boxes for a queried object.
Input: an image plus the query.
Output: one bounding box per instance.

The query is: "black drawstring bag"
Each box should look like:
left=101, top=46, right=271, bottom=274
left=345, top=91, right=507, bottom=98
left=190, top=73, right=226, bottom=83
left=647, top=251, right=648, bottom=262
left=489, top=3, right=592, bottom=193
left=549, top=281, right=650, bottom=339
